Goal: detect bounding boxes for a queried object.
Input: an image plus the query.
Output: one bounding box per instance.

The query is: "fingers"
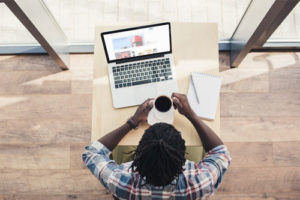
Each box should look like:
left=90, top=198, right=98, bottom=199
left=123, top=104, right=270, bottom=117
left=142, top=98, right=151, bottom=104
left=172, top=97, right=183, bottom=110
left=172, top=92, right=185, bottom=100
left=172, top=93, right=185, bottom=109
left=142, top=98, right=154, bottom=110
left=146, top=100, right=154, bottom=110
left=141, top=98, right=152, bottom=106
left=173, top=101, right=177, bottom=109
left=171, top=92, right=179, bottom=98
left=172, top=96, right=178, bottom=109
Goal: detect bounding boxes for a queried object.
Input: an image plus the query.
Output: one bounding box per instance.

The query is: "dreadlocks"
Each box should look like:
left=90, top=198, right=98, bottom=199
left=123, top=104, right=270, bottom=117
left=130, top=123, right=186, bottom=186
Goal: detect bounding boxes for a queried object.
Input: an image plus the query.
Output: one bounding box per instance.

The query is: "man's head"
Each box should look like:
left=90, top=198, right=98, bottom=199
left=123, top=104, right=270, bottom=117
left=130, top=123, right=186, bottom=186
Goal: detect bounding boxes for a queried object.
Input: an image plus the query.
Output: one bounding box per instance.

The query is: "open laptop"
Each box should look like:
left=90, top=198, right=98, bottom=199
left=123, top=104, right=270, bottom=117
left=101, top=22, right=178, bottom=108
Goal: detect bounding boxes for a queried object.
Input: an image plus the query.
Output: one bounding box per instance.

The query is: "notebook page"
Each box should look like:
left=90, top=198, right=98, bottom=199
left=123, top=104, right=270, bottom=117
left=187, top=72, right=221, bottom=120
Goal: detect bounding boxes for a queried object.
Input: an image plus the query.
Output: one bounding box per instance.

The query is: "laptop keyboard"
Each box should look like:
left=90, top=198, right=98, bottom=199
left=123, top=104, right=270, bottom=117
left=112, top=58, right=173, bottom=89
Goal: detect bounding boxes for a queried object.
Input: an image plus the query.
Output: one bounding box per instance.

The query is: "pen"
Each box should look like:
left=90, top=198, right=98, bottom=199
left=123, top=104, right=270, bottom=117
left=191, top=74, right=200, bottom=104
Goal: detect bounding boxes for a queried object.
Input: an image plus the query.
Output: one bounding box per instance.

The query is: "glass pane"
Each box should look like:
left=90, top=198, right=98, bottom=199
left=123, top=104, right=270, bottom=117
left=44, top=0, right=252, bottom=42
left=231, top=0, right=275, bottom=46
left=268, top=3, right=300, bottom=41
left=0, top=3, right=37, bottom=44
left=0, top=0, right=251, bottom=44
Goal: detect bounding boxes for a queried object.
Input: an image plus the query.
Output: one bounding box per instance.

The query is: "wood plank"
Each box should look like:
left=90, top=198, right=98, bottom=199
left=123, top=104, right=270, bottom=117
left=221, top=93, right=300, bottom=117
left=69, top=55, right=93, bottom=81
left=0, top=55, right=60, bottom=72
left=218, top=167, right=300, bottom=193
left=64, top=54, right=94, bottom=94
left=71, top=80, right=92, bottom=94
left=221, top=73, right=269, bottom=93
left=0, top=194, right=113, bottom=200
left=221, top=117, right=300, bottom=142
left=0, top=167, right=299, bottom=197
left=226, top=142, right=273, bottom=167
left=220, top=50, right=299, bottom=92
left=221, top=117, right=273, bottom=142
left=218, top=167, right=275, bottom=193
left=237, top=52, right=270, bottom=70
left=0, top=95, right=91, bottom=121
left=220, top=58, right=269, bottom=91
left=0, top=169, right=104, bottom=195
left=0, top=119, right=91, bottom=144
left=269, top=65, right=300, bottom=93
left=70, top=144, right=87, bottom=169
left=269, top=63, right=300, bottom=79
left=0, top=71, right=71, bottom=95
left=0, top=71, right=54, bottom=87
left=272, top=167, right=300, bottom=193
left=211, top=192, right=300, bottom=200
left=0, top=144, right=70, bottom=169
left=264, top=53, right=297, bottom=71
left=273, top=142, right=300, bottom=167
left=270, top=78, right=300, bottom=93
left=69, top=54, right=93, bottom=70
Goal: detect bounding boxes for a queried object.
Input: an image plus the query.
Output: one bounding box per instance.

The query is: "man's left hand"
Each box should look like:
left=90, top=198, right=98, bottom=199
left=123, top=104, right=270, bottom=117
left=132, top=99, right=154, bottom=124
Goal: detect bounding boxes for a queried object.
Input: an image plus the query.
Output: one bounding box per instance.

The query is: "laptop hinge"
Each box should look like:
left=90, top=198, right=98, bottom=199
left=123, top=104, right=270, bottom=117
left=115, top=53, right=165, bottom=64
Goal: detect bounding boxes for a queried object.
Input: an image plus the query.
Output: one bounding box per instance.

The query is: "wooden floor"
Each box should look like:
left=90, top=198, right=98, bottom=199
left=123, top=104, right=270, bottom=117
left=0, top=52, right=299, bottom=199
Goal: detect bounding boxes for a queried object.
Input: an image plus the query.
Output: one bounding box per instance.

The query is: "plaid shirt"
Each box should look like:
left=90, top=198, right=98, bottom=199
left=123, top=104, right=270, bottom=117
left=82, top=141, right=231, bottom=200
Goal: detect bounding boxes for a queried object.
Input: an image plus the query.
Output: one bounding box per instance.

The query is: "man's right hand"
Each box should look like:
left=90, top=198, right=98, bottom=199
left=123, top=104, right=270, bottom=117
left=171, top=93, right=195, bottom=119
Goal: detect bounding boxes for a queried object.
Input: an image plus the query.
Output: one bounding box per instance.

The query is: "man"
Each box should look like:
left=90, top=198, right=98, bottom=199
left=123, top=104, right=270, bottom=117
left=83, top=93, right=231, bottom=199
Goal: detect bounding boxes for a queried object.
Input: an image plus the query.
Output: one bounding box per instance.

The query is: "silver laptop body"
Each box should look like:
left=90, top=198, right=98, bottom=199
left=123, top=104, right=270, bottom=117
left=101, top=22, right=178, bottom=108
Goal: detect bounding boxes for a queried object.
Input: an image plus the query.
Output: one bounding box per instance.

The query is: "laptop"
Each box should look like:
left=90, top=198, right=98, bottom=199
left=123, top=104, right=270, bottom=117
left=101, top=22, right=178, bottom=108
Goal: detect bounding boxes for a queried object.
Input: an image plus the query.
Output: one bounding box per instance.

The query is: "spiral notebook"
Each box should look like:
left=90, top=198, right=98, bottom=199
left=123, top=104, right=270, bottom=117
left=187, top=72, right=221, bottom=120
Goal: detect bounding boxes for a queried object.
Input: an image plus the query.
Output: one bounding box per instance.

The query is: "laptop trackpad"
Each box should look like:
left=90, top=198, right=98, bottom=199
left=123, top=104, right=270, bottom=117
left=134, top=85, right=157, bottom=104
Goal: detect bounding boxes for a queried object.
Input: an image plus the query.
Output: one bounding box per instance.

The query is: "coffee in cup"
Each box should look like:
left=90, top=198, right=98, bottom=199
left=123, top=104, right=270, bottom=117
left=148, top=95, right=174, bottom=125
left=154, top=95, right=172, bottom=112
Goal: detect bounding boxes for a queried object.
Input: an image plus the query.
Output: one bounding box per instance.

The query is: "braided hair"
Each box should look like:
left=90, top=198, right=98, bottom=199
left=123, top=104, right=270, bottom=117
left=130, top=123, right=186, bottom=186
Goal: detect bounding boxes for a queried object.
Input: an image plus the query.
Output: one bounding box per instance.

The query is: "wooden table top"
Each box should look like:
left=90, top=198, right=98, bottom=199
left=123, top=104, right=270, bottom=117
left=92, top=22, right=220, bottom=146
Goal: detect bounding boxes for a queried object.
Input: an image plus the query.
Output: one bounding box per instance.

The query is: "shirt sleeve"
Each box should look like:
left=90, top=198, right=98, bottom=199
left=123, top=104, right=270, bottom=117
left=82, top=141, right=121, bottom=192
left=197, top=145, right=231, bottom=195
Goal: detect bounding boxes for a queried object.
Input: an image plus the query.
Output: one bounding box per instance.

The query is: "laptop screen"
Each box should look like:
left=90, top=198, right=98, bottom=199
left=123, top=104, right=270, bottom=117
left=101, top=23, right=171, bottom=63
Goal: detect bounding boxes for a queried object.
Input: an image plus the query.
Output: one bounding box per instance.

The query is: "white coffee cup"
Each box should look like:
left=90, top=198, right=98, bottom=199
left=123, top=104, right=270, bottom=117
left=147, top=95, right=175, bottom=125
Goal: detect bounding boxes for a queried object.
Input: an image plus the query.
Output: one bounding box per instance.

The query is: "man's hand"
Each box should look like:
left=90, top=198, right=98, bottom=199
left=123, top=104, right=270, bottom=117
left=132, top=99, right=154, bottom=124
left=172, top=93, right=195, bottom=119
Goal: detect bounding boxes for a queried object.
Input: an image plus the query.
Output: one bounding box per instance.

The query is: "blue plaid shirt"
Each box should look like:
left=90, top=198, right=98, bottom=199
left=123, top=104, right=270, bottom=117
left=83, top=141, right=231, bottom=200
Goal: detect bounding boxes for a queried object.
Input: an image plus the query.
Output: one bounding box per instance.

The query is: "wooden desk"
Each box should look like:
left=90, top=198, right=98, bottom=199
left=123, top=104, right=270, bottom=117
left=92, top=23, right=219, bottom=146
